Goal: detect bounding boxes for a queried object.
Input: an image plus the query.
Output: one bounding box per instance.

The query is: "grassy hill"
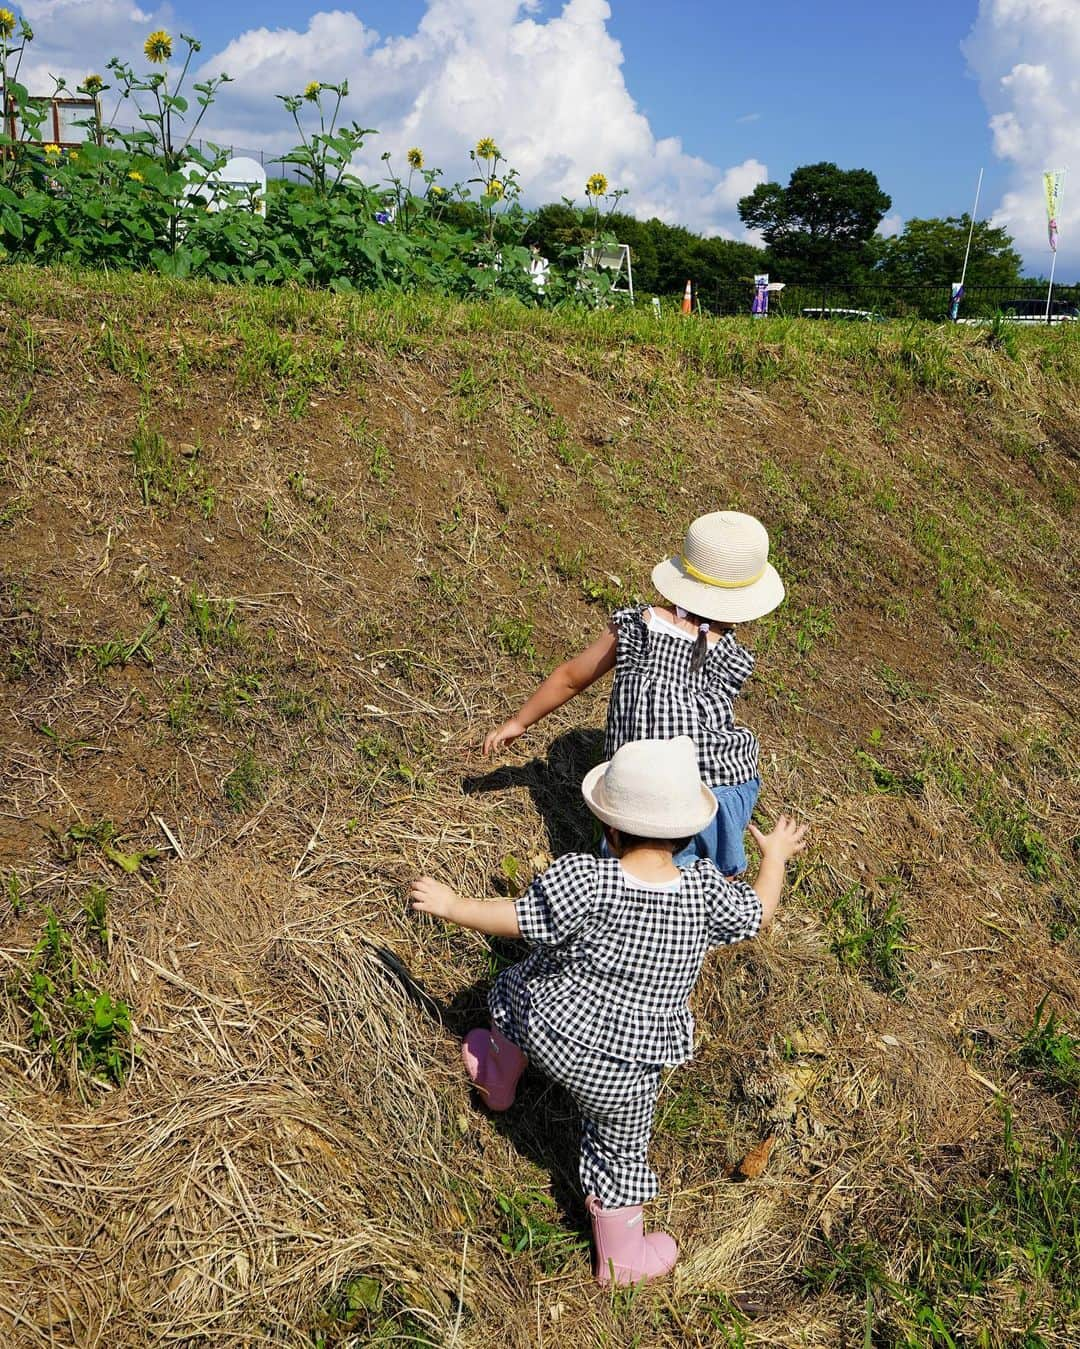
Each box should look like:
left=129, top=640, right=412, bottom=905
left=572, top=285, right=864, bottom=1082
left=0, top=267, right=1077, bottom=1348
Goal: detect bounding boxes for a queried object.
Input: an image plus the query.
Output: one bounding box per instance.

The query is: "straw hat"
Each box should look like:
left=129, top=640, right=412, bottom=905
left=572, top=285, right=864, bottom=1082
left=581, top=737, right=717, bottom=839
left=651, top=511, right=784, bottom=624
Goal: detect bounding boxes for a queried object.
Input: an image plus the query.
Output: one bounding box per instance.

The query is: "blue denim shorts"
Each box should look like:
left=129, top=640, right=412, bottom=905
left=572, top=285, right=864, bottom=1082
left=673, top=778, right=760, bottom=875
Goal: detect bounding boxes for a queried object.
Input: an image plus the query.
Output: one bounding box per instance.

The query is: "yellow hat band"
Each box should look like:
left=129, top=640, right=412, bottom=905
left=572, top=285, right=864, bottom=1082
left=681, top=555, right=766, bottom=590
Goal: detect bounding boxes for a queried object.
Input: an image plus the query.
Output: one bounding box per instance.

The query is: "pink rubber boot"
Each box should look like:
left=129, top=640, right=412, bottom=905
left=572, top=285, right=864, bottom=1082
left=461, top=1027, right=527, bottom=1111
left=586, top=1194, right=678, bottom=1285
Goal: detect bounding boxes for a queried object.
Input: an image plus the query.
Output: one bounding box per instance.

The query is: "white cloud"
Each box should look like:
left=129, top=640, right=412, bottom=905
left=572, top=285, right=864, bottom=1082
left=15, top=0, right=767, bottom=240
left=964, top=0, right=1080, bottom=275
left=17, top=1, right=175, bottom=94
left=877, top=212, right=903, bottom=238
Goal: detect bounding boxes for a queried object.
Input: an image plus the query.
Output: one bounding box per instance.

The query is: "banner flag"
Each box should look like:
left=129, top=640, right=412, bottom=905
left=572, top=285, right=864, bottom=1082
left=751, top=274, right=769, bottom=317
left=1044, top=170, right=1064, bottom=252
left=949, top=281, right=964, bottom=321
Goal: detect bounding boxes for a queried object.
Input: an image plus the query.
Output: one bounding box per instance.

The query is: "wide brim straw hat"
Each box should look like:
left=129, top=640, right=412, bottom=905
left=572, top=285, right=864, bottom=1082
left=581, top=737, right=717, bottom=839
left=651, top=510, right=785, bottom=624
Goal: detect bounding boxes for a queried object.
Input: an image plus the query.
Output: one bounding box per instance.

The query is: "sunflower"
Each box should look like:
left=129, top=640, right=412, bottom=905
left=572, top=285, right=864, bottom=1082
left=128, top=169, right=144, bottom=182
left=69, top=150, right=79, bottom=162
left=407, top=147, right=423, bottom=170
left=143, top=29, right=172, bottom=64
left=586, top=172, right=608, bottom=198
left=304, top=80, right=321, bottom=102
left=429, top=184, right=445, bottom=197
left=474, top=137, right=499, bottom=161
left=487, top=178, right=504, bottom=201
left=43, top=143, right=61, bottom=159
left=83, top=73, right=104, bottom=95
left=0, top=9, right=15, bottom=39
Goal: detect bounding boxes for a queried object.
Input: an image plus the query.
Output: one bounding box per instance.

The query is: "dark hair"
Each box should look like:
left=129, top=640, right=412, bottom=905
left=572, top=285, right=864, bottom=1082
left=605, top=825, right=692, bottom=855
left=678, top=607, right=733, bottom=676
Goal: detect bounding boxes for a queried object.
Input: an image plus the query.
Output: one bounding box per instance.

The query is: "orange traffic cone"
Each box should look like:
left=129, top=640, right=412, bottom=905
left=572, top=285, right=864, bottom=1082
left=681, top=279, right=692, bottom=314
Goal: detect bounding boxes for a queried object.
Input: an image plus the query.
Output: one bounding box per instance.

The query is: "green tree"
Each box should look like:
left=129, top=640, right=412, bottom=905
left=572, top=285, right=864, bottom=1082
left=878, top=215, right=1022, bottom=292
left=738, top=161, right=891, bottom=285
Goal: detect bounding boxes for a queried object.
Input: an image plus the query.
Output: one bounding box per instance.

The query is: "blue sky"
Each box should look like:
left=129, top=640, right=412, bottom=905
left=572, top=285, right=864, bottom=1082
left=163, top=0, right=1005, bottom=222
left=21, top=1, right=1080, bottom=279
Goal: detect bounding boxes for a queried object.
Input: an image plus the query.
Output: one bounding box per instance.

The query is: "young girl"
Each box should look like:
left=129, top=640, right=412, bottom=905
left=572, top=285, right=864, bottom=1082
left=411, top=736, right=807, bottom=1285
left=483, top=511, right=785, bottom=874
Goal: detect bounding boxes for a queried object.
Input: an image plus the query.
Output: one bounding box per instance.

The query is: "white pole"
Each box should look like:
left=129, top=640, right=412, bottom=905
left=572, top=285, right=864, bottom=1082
left=959, top=167, right=984, bottom=291
left=1044, top=248, right=1059, bottom=323
left=1045, top=170, right=1065, bottom=324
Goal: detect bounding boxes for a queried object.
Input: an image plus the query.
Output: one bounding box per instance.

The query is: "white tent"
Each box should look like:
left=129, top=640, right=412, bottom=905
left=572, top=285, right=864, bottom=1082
left=182, top=157, right=267, bottom=217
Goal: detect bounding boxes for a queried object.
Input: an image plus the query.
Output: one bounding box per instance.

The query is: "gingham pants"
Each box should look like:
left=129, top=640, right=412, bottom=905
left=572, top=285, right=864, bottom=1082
left=489, top=969, right=663, bottom=1208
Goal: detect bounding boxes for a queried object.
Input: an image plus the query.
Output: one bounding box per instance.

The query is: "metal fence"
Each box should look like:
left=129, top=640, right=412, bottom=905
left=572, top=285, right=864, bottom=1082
left=114, top=128, right=307, bottom=183
left=698, top=279, right=1080, bottom=323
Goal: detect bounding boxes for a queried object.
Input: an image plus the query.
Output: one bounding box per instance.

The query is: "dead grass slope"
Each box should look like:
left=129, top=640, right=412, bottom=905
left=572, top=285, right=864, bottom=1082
left=0, top=267, right=1077, bottom=1348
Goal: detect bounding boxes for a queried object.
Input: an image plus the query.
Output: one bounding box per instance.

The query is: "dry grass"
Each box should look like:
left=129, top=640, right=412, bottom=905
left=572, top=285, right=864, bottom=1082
left=0, top=266, right=1077, bottom=1346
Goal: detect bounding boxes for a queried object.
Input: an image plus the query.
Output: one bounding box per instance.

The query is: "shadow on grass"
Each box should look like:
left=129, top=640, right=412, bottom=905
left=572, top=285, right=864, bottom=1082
left=461, top=727, right=605, bottom=860
left=367, top=947, right=589, bottom=1235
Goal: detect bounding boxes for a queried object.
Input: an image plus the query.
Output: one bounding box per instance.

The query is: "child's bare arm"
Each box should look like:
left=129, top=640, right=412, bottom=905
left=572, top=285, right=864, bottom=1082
left=482, top=627, right=618, bottom=755
left=747, top=816, right=807, bottom=930
left=410, top=876, right=522, bottom=938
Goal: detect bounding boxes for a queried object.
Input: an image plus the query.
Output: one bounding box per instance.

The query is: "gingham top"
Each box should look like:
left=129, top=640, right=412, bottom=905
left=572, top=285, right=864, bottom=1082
left=511, top=853, right=762, bottom=1065
left=604, top=605, right=759, bottom=788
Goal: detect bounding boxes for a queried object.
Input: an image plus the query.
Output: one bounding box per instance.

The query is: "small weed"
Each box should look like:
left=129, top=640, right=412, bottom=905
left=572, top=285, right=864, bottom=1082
left=827, top=878, right=909, bottom=996
left=187, top=586, right=242, bottom=648
left=582, top=575, right=623, bottom=609
left=311, top=1273, right=436, bottom=1347
left=167, top=680, right=201, bottom=738
left=1014, top=997, right=1080, bottom=1094
left=224, top=749, right=268, bottom=811
left=877, top=663, right=929, bottom=703
left=21, top=911, right=134, bottom=1089
left=7, top=871, right=23, bottom=915
left=67, top=820, right=159, bottom=875
left=80, top=883, right=110, bottom=945
left=423, top=569, right=467, bottom=605
left=274, top=687, right=311, bottom=722
left=217, top=673, right=262, bottom=724
left=131, top=424, right=206, bottom=509
left=496, top=1190, right=587, bottom=1272
left=0, top=496, right=29, bottom=528
left=369, top=440, right=394, bottom=484
left=491, top=616, right=535, bottom=660
left=655, top=1076, right=727, bottom=1138
left=855, top=748, right=924, bottom=797
left=791, top=603, right=835, bottom=655
left=499, top=854, right=521, bottom=895
left=976, top=801, right=1054, bottom=882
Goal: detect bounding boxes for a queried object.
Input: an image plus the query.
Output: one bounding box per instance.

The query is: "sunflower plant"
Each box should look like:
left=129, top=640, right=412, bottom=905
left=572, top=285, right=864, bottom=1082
left=106, top=32, right=232, bottom=176
left=0, top=7, right=51, bottom=182
left=276, top=79, right=374, bottom=197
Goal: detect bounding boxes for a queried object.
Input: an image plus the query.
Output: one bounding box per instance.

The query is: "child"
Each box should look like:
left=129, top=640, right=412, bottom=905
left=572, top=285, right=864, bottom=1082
left=410, top=736, right=807, bottom=1285
left=482, top=511, right=784, bottom=875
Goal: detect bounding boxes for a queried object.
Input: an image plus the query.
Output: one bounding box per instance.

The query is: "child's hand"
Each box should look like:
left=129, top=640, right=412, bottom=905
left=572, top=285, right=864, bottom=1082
left=483, top=717, right=525, bottom=756
left=748, top=815, right=808, bottom=865
left=410, top=876, right=459, bottom=921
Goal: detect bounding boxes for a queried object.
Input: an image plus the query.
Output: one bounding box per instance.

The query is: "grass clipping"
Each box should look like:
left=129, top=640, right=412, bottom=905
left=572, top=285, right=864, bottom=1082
left=0, top=854, right=470, bottom=1345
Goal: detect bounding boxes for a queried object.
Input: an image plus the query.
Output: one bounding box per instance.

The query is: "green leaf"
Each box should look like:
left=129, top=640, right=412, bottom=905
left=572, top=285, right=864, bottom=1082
left=1, top=208, right=24, bottom=241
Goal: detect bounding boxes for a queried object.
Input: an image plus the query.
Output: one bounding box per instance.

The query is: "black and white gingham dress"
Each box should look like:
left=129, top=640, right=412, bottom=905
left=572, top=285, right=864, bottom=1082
left=488, top=853, right=761, bottom=1206
left=604, top=605, right=759, bottom=788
